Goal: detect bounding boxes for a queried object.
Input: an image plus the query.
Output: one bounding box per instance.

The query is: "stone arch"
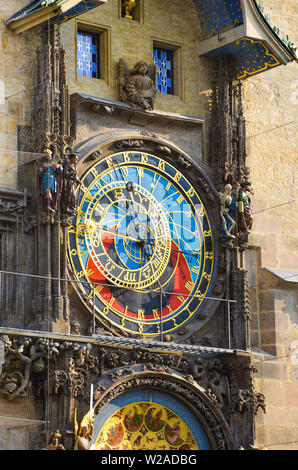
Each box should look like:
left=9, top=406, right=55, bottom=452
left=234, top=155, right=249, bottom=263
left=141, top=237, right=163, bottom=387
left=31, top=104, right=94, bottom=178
left=91, top=370, right=235, bottom=450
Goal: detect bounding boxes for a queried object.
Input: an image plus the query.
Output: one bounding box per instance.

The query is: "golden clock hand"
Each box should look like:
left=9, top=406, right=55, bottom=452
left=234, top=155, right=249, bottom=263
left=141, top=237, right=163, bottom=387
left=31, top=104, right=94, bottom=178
left=96, top=224, right=142, bottom=244
left=144, top=238, right=199, bottom=258
left=112, top=161, right=143, bottom=238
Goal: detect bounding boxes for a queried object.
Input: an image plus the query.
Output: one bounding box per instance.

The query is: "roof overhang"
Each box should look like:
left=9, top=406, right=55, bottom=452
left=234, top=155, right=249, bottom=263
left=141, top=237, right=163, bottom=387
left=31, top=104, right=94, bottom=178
left=194, top=0, right=297, bottom=79
left=4, top=0, right=107, bottom=34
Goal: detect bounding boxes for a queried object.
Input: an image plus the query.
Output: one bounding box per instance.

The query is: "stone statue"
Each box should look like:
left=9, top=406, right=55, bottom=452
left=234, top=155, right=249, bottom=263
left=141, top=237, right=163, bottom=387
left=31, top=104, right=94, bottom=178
left=74, top=409, right=94, bottom=450
left=60, top=152, right=81, bottom=215
left=74, top=425, right=94, bottom=450
left=219, top=184, right=237, bottom=239
left=37, top=148, right=63, bottom=213
left=119, top=58, right=157, bottom=111
left=238, top=179, right=253, bottom=240
left=46, top=430, right=65, bottom=450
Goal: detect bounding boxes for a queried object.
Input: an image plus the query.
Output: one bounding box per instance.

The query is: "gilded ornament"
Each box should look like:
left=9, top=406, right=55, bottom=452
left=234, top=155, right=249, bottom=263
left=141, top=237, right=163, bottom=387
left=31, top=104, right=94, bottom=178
left=122, top=0, right=136, bottom=19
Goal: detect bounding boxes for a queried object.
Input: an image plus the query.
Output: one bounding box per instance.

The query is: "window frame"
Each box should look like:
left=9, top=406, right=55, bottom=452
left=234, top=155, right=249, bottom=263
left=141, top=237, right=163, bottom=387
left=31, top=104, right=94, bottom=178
left=75, top=21, right=111, bottom=84
left=152, top=38, right=184, bottom=101
left=77, top=29, right=100, bottom=79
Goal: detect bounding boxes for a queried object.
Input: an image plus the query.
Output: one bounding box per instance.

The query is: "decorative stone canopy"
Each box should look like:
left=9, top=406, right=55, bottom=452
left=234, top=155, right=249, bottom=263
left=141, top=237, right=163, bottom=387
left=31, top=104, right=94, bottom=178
left=194, top=0, right=297, bottom=79
left=4, top=0, right=107, bottom=33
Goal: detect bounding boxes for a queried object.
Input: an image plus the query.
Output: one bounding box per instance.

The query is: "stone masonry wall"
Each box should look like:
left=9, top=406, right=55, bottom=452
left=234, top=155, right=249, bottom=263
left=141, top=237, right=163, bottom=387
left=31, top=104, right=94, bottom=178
left=243, top=0, right=298, bottom=450
left=0, top=1, right=40, bottom=189
left=59, top=0, right=215, bottom=162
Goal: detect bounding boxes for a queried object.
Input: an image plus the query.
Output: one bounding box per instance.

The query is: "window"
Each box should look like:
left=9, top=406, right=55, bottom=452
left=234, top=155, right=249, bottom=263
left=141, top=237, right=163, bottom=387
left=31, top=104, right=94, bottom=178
left=77, top=30, right=99, bottom=78
left=152, top=40, right=183, bottom=99
left=153, top=47, right=174, bottom=95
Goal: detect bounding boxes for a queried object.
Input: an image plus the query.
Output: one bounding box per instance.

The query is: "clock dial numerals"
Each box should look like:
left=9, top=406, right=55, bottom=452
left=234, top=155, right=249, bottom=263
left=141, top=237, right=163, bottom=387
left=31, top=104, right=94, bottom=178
left=68, top=152, right=215, bottom=336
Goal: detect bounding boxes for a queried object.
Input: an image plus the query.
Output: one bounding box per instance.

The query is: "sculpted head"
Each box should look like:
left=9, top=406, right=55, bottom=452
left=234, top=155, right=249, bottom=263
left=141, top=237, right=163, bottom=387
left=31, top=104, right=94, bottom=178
left=132, top=60, right=148, bottom=75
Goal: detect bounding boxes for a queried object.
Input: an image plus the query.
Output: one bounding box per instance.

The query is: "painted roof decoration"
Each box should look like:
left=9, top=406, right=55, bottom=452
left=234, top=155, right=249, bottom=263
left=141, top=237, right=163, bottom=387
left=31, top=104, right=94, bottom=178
left=57, top=0, right=107, bottom=23
left=4, top=0, right=107, bottom=33
left=197, top=0, right=297, bottom=79
left=207, top=38, right=280, bottom=80
left=193, top=0, right=244, bottom=40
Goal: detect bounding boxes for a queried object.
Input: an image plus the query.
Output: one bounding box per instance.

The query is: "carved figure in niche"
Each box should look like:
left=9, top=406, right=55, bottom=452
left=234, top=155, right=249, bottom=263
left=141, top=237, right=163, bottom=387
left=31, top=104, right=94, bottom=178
left=37, top=148, right=63, bottom=213
left=61, top=152, right=81, bottom=215
left=122, top=0, right=136, bottom=19
left=119, top=58, right=157, bottom=111
left=219, top=184, right=237, bottom=238
left=238, top=178, right=253, bottom=241
left=46, top=430, right=65, bottom=450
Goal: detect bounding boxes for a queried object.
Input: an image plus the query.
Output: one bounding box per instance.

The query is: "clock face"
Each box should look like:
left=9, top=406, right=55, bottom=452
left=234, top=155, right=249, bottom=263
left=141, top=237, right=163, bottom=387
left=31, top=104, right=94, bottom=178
left=68, top=151, right=215, bottom=336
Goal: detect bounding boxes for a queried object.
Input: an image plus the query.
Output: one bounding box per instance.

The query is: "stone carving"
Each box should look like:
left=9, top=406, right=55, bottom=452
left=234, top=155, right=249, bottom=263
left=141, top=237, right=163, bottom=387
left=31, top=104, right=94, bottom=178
left=0, top=335, right=48, bottom=400
left=210, top=57, right=249, bottom=187
left=237, top=178, right=253, bottom=243
left=230, top=387, right=266, bottom=415
left=46, top=430, right=65, bottom=450
left=115, top=139, right=144, bottom=149
left=37, top=148, right=63, bottom=213
left=119, top=58, right=157, bottom=111
left=60, top=152, right=81, bottom=215
left=177, top=154, right=192, bottom=170
left=231, top=268, right=251, bottom=350
left=219, top=184, right=237, bottom=239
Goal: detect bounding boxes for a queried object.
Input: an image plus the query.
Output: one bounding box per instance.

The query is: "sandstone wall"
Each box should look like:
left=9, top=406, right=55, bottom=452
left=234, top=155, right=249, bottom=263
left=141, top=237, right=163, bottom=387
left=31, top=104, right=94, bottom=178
left=0, top=1, right=39, bottom=189
left=59, top=0, right=214, bottom=160
left=243, top=0, right=298, bottom=450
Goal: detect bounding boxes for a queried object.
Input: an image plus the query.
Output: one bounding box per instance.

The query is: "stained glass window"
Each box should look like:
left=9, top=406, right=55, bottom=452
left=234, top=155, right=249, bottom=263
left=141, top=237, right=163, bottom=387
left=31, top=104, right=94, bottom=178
left=77, top=31, right=99, bottom=78
left=153, top=47, right=174, bottom=95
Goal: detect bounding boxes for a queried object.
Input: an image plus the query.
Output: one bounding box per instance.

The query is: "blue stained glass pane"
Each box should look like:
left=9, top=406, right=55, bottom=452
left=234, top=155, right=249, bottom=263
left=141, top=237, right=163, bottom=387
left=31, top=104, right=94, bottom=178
left=153, top=47, right=173, bottom=95
left=77, top=31, right=99, bottom=78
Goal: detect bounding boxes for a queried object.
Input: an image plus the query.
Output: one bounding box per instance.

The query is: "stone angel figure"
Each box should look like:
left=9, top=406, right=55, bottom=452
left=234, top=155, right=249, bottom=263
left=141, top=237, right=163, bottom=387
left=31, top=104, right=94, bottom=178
left=119, top=58, right=157, bottom=111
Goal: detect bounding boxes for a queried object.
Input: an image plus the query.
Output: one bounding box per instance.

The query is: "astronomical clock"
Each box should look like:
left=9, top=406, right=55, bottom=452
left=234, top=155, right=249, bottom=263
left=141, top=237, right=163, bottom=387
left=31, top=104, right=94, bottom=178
left=67, top=142, right=219, bottom=340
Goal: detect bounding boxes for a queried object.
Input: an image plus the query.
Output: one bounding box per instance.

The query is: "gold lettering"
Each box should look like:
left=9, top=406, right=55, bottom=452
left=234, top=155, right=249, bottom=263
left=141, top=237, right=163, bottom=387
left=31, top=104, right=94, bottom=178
left=106, top=157, right=113, bottom=168
left=105, top=261, right=116, bottom=272
left=158, top=160, right=165, bottom=171
left=174, top=171, right=182, bottom=183
left=187, top=187, right=195, bottom=198
left=138, top=309, right=145, bottom=319
left=123, top=271, right=136, bottom=282
left=191, top=266, right=200, bottom=274
left=142, top=265, right=152, bottom=280
left=114, top=188, right=124, bottom=199
left=185, top=281, right=194, bottom=292
left=152, top=309, right=160, bottom=319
